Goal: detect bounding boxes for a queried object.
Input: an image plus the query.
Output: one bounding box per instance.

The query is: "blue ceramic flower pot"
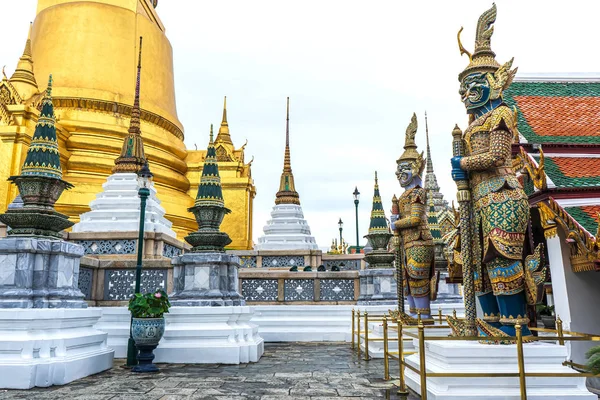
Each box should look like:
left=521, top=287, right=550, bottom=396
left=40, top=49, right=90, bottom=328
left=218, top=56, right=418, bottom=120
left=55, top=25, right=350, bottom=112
left=131, top=317, right=165, bottom=372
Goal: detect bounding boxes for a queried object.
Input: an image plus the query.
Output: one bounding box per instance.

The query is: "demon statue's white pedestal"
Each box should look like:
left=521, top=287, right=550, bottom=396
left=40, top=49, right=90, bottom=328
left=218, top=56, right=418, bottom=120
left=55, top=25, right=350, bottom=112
left=0, top=238, right=113, bottom=389
left=404, top=340, right=595, bottom=400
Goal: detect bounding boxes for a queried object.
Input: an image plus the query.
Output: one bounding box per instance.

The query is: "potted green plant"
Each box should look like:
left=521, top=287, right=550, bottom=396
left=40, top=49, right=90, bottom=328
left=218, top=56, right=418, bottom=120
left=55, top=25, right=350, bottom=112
left=128, top=289, right=171, bottom=372
left=586, top=345, right=600, bottom=394
left=536, top=304, right=555, bottom=329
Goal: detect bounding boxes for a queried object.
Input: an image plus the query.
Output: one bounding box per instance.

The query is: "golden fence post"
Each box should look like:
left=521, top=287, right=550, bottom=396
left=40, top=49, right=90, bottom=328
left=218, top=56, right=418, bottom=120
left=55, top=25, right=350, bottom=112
left=351, top=308, right=355, bottom=350
left=556, top=316, right=564, bottom=346
left=364, top=311, right=370, bottom=361
left=397, top=319, right=409, bottom=396
left=438, top=308, right=442, bottom=324
left=516, top=324, right=527, bottom=400
left=383, top=316, right=390, bottom=380
left=357, top=310, right=362, bottom=359
left=418, top=320, right=427, bottom=400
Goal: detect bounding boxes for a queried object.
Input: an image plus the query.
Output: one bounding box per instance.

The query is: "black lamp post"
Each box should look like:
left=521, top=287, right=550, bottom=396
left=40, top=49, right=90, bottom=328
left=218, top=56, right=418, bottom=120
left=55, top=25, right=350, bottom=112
left=125, top=161, right=153, bottom=367
left=353, top=187, right=360, bottom=248
left=338, top=218, right=343, bottom=249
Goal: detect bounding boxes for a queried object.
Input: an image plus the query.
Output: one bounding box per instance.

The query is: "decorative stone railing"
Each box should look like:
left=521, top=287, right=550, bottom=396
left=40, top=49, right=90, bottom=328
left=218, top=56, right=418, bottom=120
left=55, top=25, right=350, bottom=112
left=66, top=231, right=189, bottom=258
left=71, top=232, right=186, bottom=306
left=79, top=256, right=173, bottom=306
left=75, top=245, right=367, bottom=306
left=227, top=249, right=365, bottom=271
left=239, top=269, right=360, bottom=304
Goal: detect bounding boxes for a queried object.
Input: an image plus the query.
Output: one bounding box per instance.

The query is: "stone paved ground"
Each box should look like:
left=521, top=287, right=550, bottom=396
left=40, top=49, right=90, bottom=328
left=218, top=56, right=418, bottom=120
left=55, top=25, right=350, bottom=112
left=1, top=343, right=418, bottom=399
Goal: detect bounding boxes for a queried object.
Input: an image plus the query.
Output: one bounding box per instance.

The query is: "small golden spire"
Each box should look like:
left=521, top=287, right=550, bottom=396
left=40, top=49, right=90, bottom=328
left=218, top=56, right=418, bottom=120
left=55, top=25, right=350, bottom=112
left=113, top=36, right=146, bottom=173
left=215, top=95, right=233, bottom=145
left=9, top=22, right=38, bottom=94
left=275, top=96, right=300, bottom=205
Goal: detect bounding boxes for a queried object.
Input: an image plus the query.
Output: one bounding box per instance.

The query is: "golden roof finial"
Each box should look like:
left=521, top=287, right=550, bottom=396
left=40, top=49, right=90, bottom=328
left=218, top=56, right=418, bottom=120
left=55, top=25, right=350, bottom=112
left=9, top=22, right=38, bottom=91
left=275, top=96, right=300, bottom=205
left=397, top=112, right=425, bottom=176
left=458, top=3, right=502, bottom=82
left=113, top=36, right=146, bottom=173
left=215, top=95, right=233, bottom=145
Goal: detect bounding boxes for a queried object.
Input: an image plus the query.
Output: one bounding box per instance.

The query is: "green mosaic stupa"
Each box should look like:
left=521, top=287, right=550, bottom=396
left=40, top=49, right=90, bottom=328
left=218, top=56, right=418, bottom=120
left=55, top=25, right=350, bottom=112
left=364, top=171, right=394, bottom=267
left=0, top=74, right=74, bottom=238
left=21, top=75, right=62, bottom=179
left=185, top=125, right=232, bottom=252
left=365, top=171, right=393, bottom=252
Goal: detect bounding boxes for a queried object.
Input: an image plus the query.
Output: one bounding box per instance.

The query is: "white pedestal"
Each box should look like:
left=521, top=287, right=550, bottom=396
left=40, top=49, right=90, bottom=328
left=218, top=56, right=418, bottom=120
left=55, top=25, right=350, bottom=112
left=255, top=204, right=318, bottom=250
left=253, top=305, right=394, bottom=342
left=72, top=173, right=176, bottom=237
left=405, top=340, right=595, bottom=400
left=154, top=306, right=264, bottom=364
left=0, top=308, right=114, bottom=389
left=359, top=302, right=465, bottom=358
left=96, top=306, right=264, bottom=364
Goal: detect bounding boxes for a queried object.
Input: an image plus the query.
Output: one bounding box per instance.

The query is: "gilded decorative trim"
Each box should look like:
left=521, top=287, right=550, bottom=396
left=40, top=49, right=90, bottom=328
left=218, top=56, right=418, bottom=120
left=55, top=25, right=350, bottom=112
left=518, top=146, right=547, bottom=190
left=51, top=97, right=184, bottom=141
left=540, top=198, right=600, bottom=273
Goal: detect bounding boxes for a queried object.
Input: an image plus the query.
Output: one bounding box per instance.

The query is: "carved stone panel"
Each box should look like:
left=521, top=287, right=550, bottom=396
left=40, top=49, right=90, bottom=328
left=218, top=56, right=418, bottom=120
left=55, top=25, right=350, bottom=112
left=103, top=269, right=167, bottom=301
left=284, top=279, right=314, bottom=301
left=163, top=243, right=182, bottom=258
left=238, top=256, right=257, bottom=268
left=263, top=255, right=304, bottom=268
left=78, top=267, right=93, bottom=300
left=241, top=279, right=278, bottom=301
left=78, top=240, right=136, bottom=255
left=324, top=259, right=361, bottom=270
left=320, top=279, right=355, bottom=301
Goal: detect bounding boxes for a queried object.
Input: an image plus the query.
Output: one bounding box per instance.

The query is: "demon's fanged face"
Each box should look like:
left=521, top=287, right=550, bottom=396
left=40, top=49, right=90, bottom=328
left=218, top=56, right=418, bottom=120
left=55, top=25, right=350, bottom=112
left=396, top=161, right=414, bottom=187
left=459, top=72, right=491, bottom=113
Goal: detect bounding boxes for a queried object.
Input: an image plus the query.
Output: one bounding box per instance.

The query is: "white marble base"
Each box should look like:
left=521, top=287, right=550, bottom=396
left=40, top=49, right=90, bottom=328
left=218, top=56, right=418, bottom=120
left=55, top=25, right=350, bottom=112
left=97, top=306, right=263, bottom=364
left=72, top=173, right=176, bottom=237
left=360, top=303, right=463, bottom=359
left=255, top=204, right=318, bottom=250
left=405, top=340, right=595, bottom=400
left=0, top=308, right=114, bottom=389
left=254, top=305, right=400, bottom=342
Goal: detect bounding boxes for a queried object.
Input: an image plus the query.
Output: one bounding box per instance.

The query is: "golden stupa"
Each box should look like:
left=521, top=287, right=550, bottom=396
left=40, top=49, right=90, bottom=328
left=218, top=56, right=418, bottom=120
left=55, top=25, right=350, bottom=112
left=0, top=0, right=255, bottom=249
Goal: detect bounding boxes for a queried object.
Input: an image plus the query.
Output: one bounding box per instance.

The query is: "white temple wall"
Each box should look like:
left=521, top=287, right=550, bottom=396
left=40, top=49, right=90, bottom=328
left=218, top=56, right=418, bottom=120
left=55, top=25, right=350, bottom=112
left=548, top=229, right=600, bottom=365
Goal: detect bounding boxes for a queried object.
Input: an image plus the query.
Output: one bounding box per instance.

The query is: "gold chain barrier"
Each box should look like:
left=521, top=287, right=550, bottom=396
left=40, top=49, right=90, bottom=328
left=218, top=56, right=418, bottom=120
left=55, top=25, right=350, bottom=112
left=351, top=310, right=600, bottom=399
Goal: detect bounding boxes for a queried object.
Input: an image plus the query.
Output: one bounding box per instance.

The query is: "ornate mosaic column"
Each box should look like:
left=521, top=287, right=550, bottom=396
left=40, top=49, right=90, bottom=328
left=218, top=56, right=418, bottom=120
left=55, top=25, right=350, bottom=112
left=0, top=75, right=86, bottom=308
left=358, top=172, right=397, bottom=305
left=170, top=126, right=244, bottom=306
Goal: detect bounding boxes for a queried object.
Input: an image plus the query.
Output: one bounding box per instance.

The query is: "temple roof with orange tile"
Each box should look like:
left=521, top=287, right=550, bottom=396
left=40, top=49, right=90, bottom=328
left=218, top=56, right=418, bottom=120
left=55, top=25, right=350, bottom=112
left=504, top=80, right=600, bottom=144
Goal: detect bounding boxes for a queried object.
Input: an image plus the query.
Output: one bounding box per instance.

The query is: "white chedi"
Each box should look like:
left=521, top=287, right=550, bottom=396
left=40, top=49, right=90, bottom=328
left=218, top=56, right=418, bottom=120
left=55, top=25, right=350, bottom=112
left=255, top=204, right=318, bottom=250
left=72, top=173, right=176, bottom=237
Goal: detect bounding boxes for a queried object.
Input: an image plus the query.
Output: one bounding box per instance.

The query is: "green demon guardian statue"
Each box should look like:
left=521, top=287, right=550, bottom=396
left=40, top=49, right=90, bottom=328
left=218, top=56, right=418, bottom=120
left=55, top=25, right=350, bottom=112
left=391, top=113, right=437, bottom=324
left=450, top=3, right=545, bottom=340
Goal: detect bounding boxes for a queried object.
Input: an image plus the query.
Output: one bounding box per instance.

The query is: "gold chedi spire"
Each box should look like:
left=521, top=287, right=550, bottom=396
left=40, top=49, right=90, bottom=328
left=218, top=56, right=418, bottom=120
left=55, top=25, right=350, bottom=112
left=113, top=36, right=146, bottom=173
left=275, top=97, right=300, bottom=205
left=10, top=22, right=38, bottom=97
left=215, top=96, right=233, bottom=145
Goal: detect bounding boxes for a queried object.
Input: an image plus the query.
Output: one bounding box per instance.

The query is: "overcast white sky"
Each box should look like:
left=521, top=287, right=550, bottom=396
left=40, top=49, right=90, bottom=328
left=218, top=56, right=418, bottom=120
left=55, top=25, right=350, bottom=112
left=3, top=1, right=600, bottom=249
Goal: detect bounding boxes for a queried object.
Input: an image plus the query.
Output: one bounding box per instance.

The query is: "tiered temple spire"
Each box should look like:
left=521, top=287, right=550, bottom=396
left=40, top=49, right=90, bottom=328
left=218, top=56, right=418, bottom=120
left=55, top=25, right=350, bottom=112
left=368, top=171, right=389, bottom=234
left=423, top=112, right=448, bottom=211
left=215, top=96, right=233, bottom=145
left=21, top=75, right=61, bottom=179
left=275, top=97, right=300, bottom=205
left=255, top=97, right=317, bottom=250
left=194, top=124, right=225, bottom=208
left=10, top=23, right=38, bottom=91
left=113, top=36, right=146, bottom=173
